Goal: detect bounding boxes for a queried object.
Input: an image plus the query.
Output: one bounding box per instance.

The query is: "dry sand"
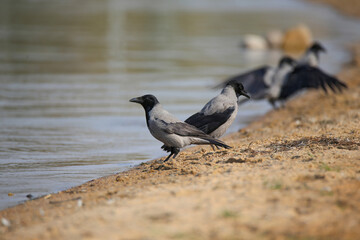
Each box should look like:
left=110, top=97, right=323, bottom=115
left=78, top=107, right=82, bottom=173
left=1, top=2, right=360, bottom=240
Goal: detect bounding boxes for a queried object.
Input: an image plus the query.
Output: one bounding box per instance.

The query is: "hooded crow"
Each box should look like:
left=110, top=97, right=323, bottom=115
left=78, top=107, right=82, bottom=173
left=130, top=94, right=231, bottom=162
left=184, top=82, right=249, bottom=138
left=161, top=82, right=249, bottom=152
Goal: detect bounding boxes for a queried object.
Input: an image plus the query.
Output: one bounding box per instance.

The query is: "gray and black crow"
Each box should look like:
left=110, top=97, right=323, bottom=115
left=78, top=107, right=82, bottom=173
left=161, top=82, right=250, bottom=152
left=161, top=82, right=249, bottom=152
left=184, top=82, right=249, bottom=138
left=130, top=94, right=231, bottom=162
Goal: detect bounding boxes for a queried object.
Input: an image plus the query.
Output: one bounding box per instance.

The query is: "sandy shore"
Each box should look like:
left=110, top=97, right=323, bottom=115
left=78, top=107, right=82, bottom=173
left=1, top=2, right=360, bottom=240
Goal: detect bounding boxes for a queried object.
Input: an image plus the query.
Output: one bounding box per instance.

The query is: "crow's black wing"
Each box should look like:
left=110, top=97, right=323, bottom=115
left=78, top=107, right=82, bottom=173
left=184, top=107, right=235, bottom=134
left=216, top=66, right=271, bottom=100
left=279, top=65, right=347, bottom=100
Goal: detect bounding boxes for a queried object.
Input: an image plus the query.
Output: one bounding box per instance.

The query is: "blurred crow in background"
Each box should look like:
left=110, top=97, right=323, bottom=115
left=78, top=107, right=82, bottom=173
left=218, top=42, right=346, bottom=108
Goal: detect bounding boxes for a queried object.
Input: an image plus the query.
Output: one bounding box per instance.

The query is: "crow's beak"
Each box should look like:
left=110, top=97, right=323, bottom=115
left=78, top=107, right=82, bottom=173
left=129, top=97, right=143, bottom=104
left=241, top=90, right=250, bottom=99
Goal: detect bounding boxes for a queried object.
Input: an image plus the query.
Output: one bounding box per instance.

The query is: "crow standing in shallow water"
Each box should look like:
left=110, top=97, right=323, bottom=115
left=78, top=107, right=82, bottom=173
left=130, top=94, right=231, bottom=162
left=161, top=82, right=249, bottom=152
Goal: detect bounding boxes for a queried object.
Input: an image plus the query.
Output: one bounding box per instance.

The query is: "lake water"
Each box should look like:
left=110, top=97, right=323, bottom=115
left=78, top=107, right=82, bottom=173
left=1, top=0, right=360, bottom=210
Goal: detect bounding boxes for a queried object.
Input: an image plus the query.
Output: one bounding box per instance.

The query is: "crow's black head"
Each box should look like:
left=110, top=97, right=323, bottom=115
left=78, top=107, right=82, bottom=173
left=278, top=56, right=297, bottom=67
left=228, top=82, right=250, bottom=99
left=130, top=94, right=159, bottom=111
left=309, top=42, right=326, bottom=53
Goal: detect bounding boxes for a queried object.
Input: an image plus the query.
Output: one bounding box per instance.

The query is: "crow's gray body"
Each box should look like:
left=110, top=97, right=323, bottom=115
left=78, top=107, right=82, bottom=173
left=148, top=104, right=219, bottom=148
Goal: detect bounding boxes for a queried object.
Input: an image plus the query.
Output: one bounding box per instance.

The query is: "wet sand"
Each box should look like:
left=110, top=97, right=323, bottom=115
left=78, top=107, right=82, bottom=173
left=1, top=2, right=360, bottom=240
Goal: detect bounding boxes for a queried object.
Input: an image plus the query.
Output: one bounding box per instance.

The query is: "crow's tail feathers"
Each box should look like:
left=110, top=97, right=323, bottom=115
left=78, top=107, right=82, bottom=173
left=203, top=137, right=232, bottom=149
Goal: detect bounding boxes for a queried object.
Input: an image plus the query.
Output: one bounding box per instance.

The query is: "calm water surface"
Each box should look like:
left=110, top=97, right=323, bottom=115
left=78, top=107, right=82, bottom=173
left=1, top=0, right=360, bottom=209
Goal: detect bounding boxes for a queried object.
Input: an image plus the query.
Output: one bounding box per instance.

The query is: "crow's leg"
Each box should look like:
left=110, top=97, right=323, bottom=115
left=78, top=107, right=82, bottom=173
left=210, top=145, right=216, bottom=151
left=164, top=152, right=174, bottom=162
left=163, top=147, right=180, bottom=162
left=269, top=99, right=277, bottom=110
left=172, top=147, right=180, bottom=159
